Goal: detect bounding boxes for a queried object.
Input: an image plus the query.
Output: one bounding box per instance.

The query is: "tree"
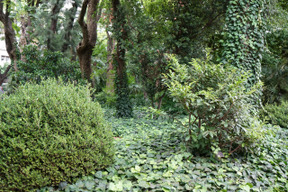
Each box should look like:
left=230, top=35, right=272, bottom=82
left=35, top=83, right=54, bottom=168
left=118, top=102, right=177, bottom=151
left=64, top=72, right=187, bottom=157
left=77, top=0, right=101, bottom=85
left=221, top=0, right=266, bottom=85
left=0, top=0, right=18, bottom=85
left=167, top=0, right=228, bottom=62
left=29, top=0, right=81, bottom=57
left=112, top=0, right=133, bottom=117
left=143, top=0, right=228, bottom=63
left=105, top=24, right=116, bottom=93
left=19, top=0, right=41, bottom=61
left=0, top=65, right=11, bottom=85
left=125, top=0, right=168, bottom=109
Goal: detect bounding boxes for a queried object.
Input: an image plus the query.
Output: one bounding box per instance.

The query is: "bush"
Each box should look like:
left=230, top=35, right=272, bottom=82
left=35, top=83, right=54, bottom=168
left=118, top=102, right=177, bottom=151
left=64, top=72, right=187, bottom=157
left=265, top=101, right=288, bottom=128
left=10, top=45, right=84, bottom=89
left=0, top=79, right=115, bottom=192
left=163, top=53, right=264, bottom=155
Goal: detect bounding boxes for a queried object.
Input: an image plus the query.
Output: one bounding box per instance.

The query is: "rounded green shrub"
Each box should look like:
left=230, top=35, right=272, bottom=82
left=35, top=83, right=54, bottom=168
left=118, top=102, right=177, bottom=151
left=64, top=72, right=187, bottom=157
left=265, top=101, right=288, bottom=128
left=0, top=79, right=115, bottom=192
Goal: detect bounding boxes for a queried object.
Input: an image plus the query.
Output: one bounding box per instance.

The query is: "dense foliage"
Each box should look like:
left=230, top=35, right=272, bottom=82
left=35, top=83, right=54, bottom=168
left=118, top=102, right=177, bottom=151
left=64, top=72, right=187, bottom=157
left=265, top=101, right=288, bottom=129
left=220, top=0, right=265, bottom=85
left=10, top=45, right=83, bottom=88
left=163, top=54, right=263, bottom=154
left=0, top=79, right=115, bottom=191
left=262, top=29, right=288, bottom=104
left=1, top=0, right=288, bottom=191
left=38, top=108, right=288, bottom=192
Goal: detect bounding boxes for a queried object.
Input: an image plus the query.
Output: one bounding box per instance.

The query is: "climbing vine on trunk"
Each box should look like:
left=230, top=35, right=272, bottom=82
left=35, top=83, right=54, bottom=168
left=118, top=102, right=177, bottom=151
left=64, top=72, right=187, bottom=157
left=112, top=0, right=133, bottom=118
left=221, top=0, right=266, bottom=85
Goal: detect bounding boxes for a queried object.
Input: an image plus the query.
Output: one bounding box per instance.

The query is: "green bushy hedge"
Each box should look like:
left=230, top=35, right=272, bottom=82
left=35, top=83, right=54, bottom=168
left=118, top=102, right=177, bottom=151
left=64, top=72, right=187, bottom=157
left=265, top=101, right=288, bottom=128
left=0, top=79, right=115, bottom=192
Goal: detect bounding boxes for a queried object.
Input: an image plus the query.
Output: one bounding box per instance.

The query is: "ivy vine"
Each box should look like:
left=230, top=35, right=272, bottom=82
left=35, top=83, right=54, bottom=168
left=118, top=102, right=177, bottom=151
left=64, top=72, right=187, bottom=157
left=221, top=0, right=266, bottom=85
left=113, top=56, right=133, bottom=118
left=112, top=0, right=133, bottom=118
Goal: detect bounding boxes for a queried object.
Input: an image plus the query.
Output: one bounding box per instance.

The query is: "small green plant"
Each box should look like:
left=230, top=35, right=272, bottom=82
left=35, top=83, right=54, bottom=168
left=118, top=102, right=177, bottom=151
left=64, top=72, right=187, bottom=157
left=265, top=101, right=288, bottom=128
left=0, top=79, right=115, bottom=192
left=163, top=53, right=264, bottom=154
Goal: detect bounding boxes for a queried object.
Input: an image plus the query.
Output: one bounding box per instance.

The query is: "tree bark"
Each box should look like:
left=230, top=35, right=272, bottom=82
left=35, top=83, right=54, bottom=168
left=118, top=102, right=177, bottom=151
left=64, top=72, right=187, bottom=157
left=105, top=26, right=115, bottom=93
left=0, top=0, right=18, bottom=74
left=112, top=0, right=128, bottom=84
left=19, top=15, right=31, bottom=61
left=0, top=65, right=11, bottom=85
left=77, top=0, right=99, bottom=85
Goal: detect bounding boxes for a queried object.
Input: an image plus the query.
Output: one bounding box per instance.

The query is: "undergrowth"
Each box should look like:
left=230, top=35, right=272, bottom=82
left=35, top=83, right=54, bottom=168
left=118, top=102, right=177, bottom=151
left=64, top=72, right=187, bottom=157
left=38, top=108, right=288, bottom=192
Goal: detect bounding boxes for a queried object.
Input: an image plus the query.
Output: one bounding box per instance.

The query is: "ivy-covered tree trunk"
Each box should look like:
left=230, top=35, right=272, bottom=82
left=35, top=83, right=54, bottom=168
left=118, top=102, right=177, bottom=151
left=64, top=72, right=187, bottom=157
left=222, top=0, right=265, bottom=85
left=112, top=0, right=133, bottom=118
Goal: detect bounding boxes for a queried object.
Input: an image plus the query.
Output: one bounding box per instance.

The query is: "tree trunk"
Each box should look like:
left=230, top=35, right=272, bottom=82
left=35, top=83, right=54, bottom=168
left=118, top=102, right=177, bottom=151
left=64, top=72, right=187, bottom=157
left=77, top=0, right=99, bottom=86
left=19, top=15, right=31, bottom=62
left=0, top=65, right=11, bottom=85
left=112, top=0, right=133, bottom=117
left=222, top=0, right=264, bottom=84
left=105, top=27, right=115, bottom=93
left=0, top=0, right=18, bottom=76
left=78, top=44, right=94, bottom=81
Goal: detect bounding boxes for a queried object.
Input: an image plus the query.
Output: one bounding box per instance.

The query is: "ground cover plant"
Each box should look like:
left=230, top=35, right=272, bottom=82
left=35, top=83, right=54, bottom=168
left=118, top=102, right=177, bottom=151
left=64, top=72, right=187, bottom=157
left=0, top=79, right=114, bottom=192
left=38, top=108, right=288, bottom=192
left=0, top=0, right=287, bottom=191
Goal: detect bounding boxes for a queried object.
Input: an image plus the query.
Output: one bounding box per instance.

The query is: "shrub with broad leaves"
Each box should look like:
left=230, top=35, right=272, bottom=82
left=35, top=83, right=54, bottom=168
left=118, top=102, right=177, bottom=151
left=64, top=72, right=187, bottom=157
left=163, top=53, right=264, bottom=155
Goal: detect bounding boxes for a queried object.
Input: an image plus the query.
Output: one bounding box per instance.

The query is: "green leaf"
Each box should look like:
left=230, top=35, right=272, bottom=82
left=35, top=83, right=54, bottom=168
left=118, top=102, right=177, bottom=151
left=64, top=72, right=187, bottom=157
left=108, top=181, right=124, bottom=191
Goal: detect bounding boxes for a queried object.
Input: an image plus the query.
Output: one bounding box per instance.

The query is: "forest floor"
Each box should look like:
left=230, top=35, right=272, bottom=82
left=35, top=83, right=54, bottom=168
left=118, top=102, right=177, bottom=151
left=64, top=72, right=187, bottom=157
left=40, top=108, right=288, bottom=192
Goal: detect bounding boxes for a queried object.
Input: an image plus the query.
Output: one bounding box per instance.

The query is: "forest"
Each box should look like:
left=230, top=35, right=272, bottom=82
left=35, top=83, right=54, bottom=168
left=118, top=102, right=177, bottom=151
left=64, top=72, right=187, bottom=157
left=0, top=0, right=288, bottom=191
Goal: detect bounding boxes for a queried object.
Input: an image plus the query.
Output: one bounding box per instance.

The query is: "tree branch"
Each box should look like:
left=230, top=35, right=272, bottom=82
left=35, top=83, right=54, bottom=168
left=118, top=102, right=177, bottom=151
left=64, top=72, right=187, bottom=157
left=78, top=0, right=89, bottom=46
left=0, top=1, right=5, bottom=22
left=0, top=65, right=11, bottom=85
